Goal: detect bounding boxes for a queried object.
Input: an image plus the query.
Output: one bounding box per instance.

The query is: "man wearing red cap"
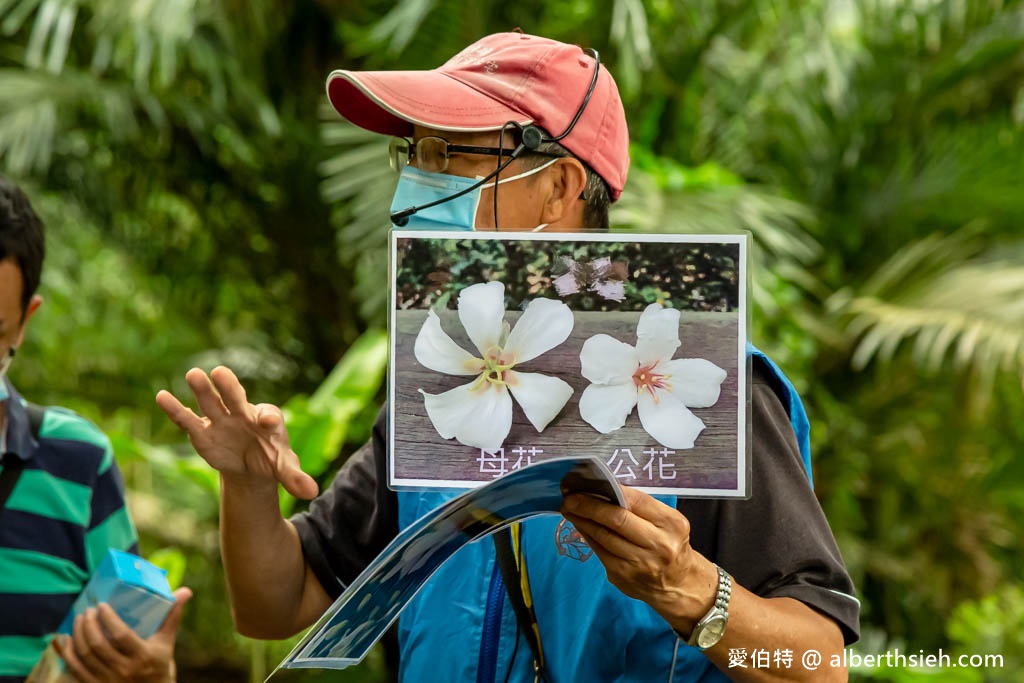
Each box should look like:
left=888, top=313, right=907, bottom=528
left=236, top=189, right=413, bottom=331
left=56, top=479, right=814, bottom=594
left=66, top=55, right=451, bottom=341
left=158, top=32, right=858, bottom=682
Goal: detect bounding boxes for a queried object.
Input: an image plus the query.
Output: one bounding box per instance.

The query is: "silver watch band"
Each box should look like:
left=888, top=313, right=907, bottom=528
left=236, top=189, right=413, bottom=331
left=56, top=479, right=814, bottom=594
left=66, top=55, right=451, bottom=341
left=686, top=564, right=732, bottom=650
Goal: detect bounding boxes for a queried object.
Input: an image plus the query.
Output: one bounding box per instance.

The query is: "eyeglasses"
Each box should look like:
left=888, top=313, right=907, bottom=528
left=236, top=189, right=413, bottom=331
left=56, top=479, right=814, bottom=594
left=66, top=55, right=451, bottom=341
left=388, top=135, right=559, bottom=174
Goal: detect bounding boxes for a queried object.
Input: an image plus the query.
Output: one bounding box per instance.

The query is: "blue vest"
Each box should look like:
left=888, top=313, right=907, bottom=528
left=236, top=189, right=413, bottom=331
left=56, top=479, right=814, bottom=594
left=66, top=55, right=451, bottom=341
left=395, top=344, right=812, bottom=682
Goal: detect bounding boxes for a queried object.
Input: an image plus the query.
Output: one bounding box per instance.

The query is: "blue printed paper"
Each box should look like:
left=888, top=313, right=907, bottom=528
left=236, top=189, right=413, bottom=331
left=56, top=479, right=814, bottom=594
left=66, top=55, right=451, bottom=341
left=272, top=456, right=623, bottom=675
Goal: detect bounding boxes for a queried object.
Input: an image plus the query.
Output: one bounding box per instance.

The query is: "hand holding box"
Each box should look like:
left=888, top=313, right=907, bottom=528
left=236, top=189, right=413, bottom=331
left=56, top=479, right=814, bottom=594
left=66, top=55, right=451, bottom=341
left=27, top=549, right=175, bottom=683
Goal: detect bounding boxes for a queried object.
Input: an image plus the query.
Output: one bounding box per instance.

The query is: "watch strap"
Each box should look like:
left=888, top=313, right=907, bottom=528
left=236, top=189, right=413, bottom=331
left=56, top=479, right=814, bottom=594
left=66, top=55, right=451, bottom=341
left=686, top=564, right=732, bottom=650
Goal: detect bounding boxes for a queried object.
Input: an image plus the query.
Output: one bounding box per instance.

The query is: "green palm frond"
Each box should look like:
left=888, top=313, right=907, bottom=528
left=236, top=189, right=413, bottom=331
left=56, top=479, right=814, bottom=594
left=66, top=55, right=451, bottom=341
left=0, top=69, right=56, bottom=173
left=17, top=0, right=77, bottom=73
left=341, top=0, right=481, bottom=68
left=366, top=0, right=438, bottom=57
left=0, top=0, right=279, bottom=132
left=862, top=121, right=1024, bottom=229
left=611, top=154, right=822, bottom=319
left=836, top=230, right=1024, bottom=380
left=319, top=114, right=397, bottom=325
left=608, top=0, right=654, bottom=99
left=4, top=0, right=211, bottom=82
left=0, top=66, right=138, bottom=173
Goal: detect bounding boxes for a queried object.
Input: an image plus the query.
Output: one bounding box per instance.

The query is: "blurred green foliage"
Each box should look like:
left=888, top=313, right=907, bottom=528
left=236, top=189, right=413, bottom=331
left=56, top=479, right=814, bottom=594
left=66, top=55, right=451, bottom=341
left=3, top=0, right=1024, bottom=679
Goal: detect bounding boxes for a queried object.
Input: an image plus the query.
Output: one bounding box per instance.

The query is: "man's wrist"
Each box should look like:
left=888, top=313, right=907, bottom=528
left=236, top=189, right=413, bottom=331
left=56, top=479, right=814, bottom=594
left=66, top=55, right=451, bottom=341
left=662, top=551, right=720, bottom=637
left=220, top=471, right=279, bottom=498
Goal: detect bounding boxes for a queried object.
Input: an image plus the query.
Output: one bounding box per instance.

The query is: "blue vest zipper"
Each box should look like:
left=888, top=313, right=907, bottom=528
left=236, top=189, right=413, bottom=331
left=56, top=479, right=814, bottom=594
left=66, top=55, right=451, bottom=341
left=477, top=561, right=505, bottom=683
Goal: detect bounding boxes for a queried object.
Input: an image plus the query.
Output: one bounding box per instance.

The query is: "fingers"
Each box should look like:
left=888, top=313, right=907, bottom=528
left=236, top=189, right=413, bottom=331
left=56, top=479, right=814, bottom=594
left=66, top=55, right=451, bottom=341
left=561, top=493, right=661, bottom=548
left=566, top=524, right=621, bottom=571
left=257, top=405, right=317, bottom=498
left=153, top=587, right=193, bottom=643
left=160, top=367, right=317, bottom=497
left=65, top=610, right=115, bottom=681
left=156, top=390, right=206, bottom=435
left=252, top=404, right=319, bottom=500
left=256, top=404, right=281, bottom=429
left=185, top=368, right=230, bottom=419
left=57, top=634, right=101, bottom=683
left=619, top=486, right=680, bottom=526
left=81, top=607, right=134, bottom=670
left=253, top=403, right=288, bottom=443
left=210, top=366, right=251, bottom=416
left=277, top=453, right=320, bottom=500
left=96, top=602, right=145, bottom=657
left=561, top=511, right=636, bottom=560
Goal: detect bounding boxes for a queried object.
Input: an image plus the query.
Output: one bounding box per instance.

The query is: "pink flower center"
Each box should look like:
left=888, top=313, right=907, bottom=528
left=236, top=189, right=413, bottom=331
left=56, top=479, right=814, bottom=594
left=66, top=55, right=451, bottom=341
left=632, top=362, right=670, bottom=401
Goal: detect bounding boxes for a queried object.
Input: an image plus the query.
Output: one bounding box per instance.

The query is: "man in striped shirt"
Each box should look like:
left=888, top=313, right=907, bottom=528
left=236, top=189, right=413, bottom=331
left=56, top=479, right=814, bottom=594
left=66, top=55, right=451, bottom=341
left=0, top=176, right=187, bottom=682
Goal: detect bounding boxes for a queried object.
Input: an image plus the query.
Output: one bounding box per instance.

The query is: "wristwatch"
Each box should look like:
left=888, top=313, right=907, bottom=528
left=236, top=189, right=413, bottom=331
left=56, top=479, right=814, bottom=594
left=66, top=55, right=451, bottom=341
left=686, top=564, right=732, bottom=651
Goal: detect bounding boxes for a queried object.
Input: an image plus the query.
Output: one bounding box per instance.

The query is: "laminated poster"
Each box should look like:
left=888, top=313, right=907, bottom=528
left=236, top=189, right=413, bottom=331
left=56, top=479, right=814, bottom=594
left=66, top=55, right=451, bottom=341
left=389, top=231, right=749, bottom=497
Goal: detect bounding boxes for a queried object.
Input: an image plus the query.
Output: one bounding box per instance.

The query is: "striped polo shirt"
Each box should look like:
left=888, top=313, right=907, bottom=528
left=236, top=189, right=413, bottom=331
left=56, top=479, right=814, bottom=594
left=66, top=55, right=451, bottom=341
left=0, top=379, right=138, bottom=682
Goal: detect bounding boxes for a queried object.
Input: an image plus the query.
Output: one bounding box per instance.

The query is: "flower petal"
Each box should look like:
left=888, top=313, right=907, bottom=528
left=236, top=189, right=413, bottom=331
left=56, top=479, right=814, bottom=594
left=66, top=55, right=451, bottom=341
left=579, top=334, right=638, bottom=385
left=591, top=279, right=625, bottom=302
left=414, top=310, right=484, bottom=376
left=503, top=298, right=574, bottom=363
left=553, top=271, right=580, bottom=296
left=458, top=281, right=506, bottom=355
left=505, top=371, right=573, bottom=432
left=663, top=358, right=727, bottom=408
left=635, top=303, right=681, bottom=365
left=420, top=380, right=512, bottom=451
left=579, top=382, right=638, bottom=434
left=637, top=389, right=706, bottom=449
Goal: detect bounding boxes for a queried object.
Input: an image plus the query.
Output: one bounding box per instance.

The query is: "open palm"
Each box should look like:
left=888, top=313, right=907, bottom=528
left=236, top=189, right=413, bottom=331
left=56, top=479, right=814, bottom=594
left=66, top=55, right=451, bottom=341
left=156, top=366, right=318, bottom=499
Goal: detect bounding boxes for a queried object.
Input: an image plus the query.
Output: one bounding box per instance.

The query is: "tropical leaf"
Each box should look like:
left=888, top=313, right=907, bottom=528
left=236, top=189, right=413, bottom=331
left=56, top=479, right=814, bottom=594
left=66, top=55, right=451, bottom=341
left=320, top=115, right=398, bottom=325
left=841, top=244, right=1024, bottom=380
left=0, top=66, right=142, bottom=172
left=611, top=151, right=822, bottom=323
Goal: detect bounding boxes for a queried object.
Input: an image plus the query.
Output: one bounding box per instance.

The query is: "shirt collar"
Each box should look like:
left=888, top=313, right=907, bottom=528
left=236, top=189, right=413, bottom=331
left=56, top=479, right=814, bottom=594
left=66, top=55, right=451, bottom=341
left=1, top=379, right=39, bottom=462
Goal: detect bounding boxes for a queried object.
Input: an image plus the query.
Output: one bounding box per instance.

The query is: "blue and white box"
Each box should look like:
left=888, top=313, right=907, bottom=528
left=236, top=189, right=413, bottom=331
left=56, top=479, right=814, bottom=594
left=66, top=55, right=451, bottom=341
left=27, top=549, right=175, bottom=682
left=56, top=549, right=175, bottom=637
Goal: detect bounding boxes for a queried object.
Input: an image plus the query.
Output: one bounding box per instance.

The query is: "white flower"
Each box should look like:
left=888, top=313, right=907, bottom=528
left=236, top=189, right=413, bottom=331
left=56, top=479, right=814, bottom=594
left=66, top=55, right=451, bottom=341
left=578, top=303, right=727, bottom=449
left=414, top=281, right=575, bottom=451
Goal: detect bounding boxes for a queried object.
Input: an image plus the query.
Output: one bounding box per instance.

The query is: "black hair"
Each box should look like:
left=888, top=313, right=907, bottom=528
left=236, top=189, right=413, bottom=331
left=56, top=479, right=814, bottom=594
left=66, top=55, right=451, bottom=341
left=0, top=175, right=45, bottom=316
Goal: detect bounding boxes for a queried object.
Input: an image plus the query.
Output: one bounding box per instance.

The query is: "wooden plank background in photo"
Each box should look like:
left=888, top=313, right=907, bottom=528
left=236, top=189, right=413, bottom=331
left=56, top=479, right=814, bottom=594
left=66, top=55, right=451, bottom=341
left=390, top=309, right=744, bottom=495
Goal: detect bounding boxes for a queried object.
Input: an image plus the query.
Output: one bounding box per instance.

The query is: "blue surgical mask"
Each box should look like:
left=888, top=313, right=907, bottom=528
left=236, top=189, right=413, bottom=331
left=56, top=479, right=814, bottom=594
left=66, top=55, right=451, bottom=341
left=390, top=160, right=559, bottom=231
left=390, top=166, right=482, bottom=231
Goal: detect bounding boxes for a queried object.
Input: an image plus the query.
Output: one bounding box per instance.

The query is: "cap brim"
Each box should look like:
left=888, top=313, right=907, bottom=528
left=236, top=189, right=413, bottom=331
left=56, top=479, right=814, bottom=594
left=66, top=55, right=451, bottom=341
left=326, top=69, right=532, bottom=136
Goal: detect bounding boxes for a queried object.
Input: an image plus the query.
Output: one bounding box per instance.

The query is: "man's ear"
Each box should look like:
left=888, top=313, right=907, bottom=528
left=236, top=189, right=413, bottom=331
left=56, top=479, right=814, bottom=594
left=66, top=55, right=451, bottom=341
left=15, top=294, right=43, bottom=347
left=541, top=158, right=588, bottom=226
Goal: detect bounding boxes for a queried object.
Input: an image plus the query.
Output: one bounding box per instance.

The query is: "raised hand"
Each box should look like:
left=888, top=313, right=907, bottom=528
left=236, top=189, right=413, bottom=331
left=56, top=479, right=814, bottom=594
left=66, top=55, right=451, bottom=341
left=156, top=366, right=318, bottom=499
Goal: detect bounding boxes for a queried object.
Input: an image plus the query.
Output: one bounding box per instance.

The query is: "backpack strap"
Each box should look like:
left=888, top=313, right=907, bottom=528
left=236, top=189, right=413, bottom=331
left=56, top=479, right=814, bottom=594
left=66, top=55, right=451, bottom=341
left=494, top=523, right=549, bottom=682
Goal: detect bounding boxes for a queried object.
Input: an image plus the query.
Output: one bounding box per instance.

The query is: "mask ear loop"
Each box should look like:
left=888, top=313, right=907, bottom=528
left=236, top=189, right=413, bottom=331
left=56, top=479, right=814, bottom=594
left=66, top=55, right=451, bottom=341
left=493, top=122, right=519, bottom=232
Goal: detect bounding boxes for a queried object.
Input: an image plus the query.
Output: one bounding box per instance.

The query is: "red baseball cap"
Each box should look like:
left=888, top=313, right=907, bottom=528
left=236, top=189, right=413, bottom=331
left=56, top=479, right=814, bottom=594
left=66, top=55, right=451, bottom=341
left=325, top=32, right=630, bottom=200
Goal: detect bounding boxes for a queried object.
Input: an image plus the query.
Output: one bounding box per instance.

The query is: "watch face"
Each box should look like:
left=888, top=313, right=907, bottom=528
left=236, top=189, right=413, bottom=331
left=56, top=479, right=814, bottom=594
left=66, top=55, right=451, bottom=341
left=697, top=615, right=727, bottom=649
